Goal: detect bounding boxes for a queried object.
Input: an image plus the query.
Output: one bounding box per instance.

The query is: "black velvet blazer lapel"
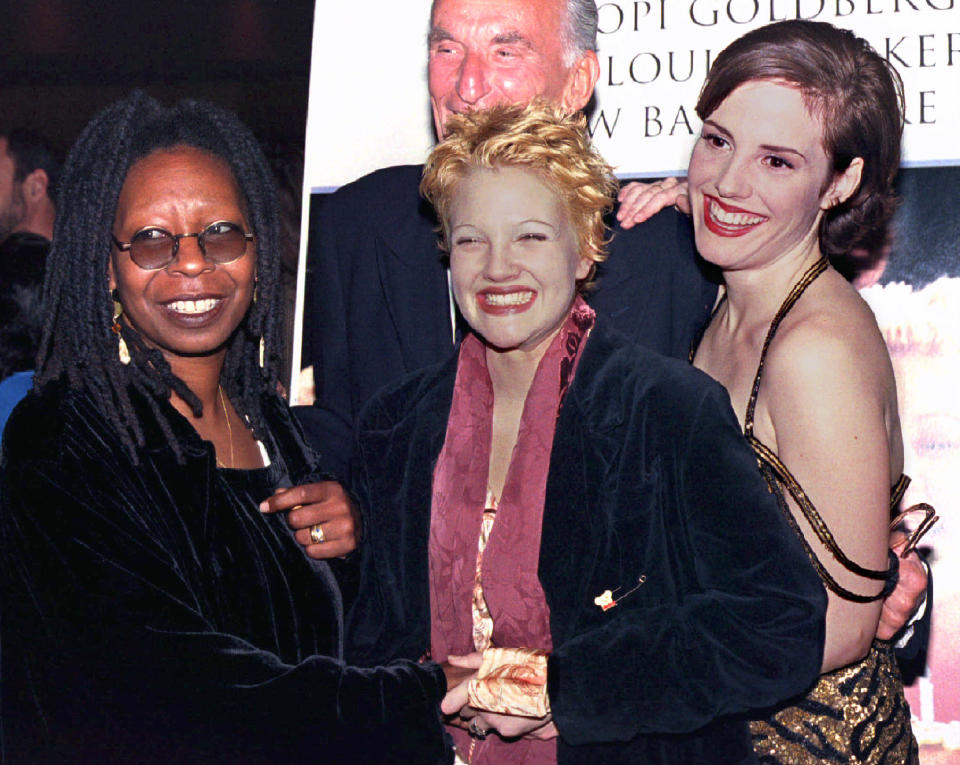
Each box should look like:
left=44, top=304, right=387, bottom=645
left=539, top=364, right=623, bottom=647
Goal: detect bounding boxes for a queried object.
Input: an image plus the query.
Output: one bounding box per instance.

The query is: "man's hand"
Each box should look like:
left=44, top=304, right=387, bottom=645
left=260, top=481, right=358, bottom=559
left=876, top=530, right=928, bottom=641
left=616, top=177, right=689, bottom=229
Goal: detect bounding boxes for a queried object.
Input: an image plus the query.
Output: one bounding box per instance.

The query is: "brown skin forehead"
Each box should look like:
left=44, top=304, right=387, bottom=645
left=115, top=147, right=247, bottom=231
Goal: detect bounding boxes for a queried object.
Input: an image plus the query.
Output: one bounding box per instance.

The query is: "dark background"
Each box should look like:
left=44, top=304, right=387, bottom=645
left=0, top=0, right=316, bottom=151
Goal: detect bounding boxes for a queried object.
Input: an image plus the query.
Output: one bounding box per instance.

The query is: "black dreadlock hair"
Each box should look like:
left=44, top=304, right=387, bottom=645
left=35, top=91, right=284, bottom=463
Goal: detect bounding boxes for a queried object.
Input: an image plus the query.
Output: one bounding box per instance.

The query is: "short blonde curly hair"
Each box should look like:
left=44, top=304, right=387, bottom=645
left=420, top=101, right=617, bottom=286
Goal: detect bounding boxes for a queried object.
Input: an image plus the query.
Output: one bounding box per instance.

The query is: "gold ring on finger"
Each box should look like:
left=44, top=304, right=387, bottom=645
left=310, top=523, right=326, bottom=544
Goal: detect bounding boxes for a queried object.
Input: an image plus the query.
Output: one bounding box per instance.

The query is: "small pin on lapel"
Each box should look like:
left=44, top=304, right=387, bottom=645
left=594, top=575, right=647, bottom=612
left=594, top=590, right=616, bottom=611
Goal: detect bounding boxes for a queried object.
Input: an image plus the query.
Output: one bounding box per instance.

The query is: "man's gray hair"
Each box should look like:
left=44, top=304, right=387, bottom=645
left=563, top=0, right=598, bottom=62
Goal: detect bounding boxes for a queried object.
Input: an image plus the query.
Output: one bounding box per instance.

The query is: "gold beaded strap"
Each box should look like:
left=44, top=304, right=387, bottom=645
left=750, top=435, right=893, bottom=603
left=889, top=473, right=910, bottom=509
left=741, top=257, right=894, bottom=602
left=693, top=257, right=903, bottom=601
left=743, top=258, right=828, bottom=437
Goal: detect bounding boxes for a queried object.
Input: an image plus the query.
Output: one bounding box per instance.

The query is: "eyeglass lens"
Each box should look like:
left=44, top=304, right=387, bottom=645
left=129, top=222, right=249, bottom=269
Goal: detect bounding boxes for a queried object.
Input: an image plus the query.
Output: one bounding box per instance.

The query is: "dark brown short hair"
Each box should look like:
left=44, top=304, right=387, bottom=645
left=696, top=20, right=904, bottom=256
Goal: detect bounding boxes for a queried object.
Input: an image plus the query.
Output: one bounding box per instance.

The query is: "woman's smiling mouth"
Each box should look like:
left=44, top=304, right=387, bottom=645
left=166, top=297, right=222, bottom=315
left=703, top=195, right=768, bottom=237
left=478, top=288, right=537, bottom=314
left=159, top=295, right=227, bottom=327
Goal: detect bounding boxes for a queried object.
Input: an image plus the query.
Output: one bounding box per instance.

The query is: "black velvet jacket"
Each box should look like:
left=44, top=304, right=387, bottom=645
left=347, top=322, right=827, bottom=765
left=0, top=381, right=450, bottom=764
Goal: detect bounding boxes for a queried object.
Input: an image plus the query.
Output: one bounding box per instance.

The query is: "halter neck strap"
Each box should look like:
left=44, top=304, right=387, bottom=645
left=744, top=257, right=829, bottom=437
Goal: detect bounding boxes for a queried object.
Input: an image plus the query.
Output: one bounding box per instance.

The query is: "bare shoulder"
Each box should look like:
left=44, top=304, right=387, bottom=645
left=765, top=270, right=894, bottom=392
left=757, top=269, right=903, bottom=485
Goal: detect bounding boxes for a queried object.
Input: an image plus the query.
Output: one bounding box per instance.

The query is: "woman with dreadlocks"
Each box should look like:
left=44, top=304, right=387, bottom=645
left=0, top=92, right=461, bottom=764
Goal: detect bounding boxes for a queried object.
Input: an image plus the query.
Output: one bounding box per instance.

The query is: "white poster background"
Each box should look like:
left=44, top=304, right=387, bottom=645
left=302, top=0, right=960, bottom=191
left=302, top=3, right=433, bottom=193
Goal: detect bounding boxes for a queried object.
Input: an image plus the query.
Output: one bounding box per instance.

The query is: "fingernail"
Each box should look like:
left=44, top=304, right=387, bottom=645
left=259, top=501, right=269, bottom=512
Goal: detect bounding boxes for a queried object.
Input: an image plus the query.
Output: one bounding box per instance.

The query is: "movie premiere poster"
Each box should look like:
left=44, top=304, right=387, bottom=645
left=297, top=2, right=960, bottom=760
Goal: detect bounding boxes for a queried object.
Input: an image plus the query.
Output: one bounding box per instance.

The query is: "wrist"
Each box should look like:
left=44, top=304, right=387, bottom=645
left=467, top=647, right=550, bottom=718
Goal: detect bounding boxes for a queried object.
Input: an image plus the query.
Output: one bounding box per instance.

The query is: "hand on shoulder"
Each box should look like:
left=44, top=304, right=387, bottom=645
left=616, top=177, right=689, bottom=229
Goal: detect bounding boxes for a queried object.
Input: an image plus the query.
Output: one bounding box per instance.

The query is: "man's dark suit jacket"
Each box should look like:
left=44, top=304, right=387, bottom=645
left=298, top=164, right=718, bottom=477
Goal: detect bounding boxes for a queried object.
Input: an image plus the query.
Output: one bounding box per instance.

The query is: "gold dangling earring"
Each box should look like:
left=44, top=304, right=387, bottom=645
left=252, top=279, right=264, bottom=369
left=111, top=292, right=131, bottom=366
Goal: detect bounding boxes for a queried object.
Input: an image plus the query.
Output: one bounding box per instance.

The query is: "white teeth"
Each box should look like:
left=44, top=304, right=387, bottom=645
left=483, top=291, right=534, bottom=306
left=709, top=200, right=765, bottom=226
left=168, top=298, right=219, bottom=314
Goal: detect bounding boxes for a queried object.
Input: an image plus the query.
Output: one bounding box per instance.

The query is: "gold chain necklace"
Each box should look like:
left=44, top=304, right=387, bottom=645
left=216, top=386, right=235, bottom=469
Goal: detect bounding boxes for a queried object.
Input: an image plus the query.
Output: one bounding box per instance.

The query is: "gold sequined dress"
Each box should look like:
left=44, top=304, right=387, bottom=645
left=694, top=259, right=919, bottom=764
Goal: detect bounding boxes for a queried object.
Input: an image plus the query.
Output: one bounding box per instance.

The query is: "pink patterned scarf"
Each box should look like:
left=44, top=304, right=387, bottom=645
left=429, top=297, right=595, bottom=764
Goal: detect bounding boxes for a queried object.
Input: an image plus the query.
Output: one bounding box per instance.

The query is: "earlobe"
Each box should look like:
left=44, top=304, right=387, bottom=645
left=27, top=169, right=48, bottom=201
left=562, top=51, right=600, bottom=114
left=823, top=157, right=864, bottom=210
left=575, top=256, right=593, bottom=281
left=107, top=258, right=116, bottom=292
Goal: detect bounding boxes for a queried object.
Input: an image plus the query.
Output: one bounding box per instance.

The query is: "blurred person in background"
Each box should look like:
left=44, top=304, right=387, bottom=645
left=0, top=128, right=60, bottom=296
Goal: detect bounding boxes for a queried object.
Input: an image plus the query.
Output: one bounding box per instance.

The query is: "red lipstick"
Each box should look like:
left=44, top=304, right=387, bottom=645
left=476, top=287, right=537, bottom=315
left=702, top=195, right=768, bottom=238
